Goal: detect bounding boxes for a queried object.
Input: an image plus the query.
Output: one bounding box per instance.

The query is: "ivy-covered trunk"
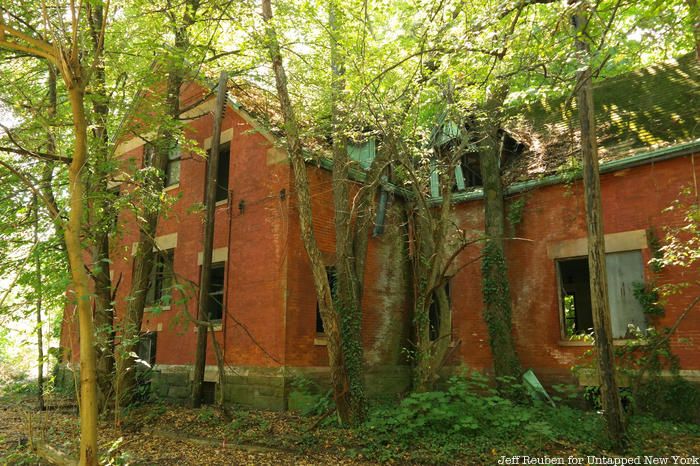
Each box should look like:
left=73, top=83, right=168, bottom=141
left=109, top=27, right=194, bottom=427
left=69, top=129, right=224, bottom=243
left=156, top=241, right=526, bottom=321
left=478, top=89, right=522, bottom=381
left=407, top=144, right=457, bottom=392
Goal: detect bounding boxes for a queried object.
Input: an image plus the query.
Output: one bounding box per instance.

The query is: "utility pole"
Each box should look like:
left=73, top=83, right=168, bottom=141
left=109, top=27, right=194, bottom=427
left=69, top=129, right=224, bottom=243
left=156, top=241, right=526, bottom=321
left=191, top=71, right=228, bottom=408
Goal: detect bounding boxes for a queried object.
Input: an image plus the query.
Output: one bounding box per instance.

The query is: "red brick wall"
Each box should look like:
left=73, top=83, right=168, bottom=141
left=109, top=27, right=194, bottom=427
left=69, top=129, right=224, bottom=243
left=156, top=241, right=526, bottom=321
left=283, top=168, right=411, bottom=367
left=59, top=82, right=700, bottom=386
left=450, top=153, right=700, bottom=382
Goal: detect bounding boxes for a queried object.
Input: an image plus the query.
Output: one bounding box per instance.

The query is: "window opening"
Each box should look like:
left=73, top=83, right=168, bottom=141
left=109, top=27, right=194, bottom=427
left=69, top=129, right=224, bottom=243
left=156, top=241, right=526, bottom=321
left=557, top=251, right=646, bottom=339
left=215, top=143, right=230, bottom=202
left=428, top=281, right=451, bottom=341
left=136, top=332, right=157, bottom=368
left=165, top=143, right=181, bottom=187
left=145, top=249, right=174, bottom=307
left=315, top=266, right=337, bottom=334
left=207, top=262, right=226, bottom=321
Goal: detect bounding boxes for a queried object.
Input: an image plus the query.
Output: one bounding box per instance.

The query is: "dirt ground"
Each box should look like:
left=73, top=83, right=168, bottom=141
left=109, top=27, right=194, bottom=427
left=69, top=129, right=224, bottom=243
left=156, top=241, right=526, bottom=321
left=0, top=395, right=376, bottom=465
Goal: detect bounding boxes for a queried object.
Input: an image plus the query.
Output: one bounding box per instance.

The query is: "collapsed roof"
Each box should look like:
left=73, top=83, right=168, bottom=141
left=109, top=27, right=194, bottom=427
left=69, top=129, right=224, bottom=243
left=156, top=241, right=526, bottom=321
left=505, top=54, right=700, bottom=184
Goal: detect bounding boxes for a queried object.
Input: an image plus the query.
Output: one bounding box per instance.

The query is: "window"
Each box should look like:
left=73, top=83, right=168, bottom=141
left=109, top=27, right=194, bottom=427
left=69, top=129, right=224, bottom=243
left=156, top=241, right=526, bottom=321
left=429, top=281, right=451, bottom=341
left=557, top=251, right=646, bottom=339
left=136, top=332, right=157, bottom=368
left=215, top=143, right=230, bottom=202
left=145, top=249, right=174, bottom=307
left=165, top=143, right=181, bottom=187
left=348, top=139, right=376, bottom=169
left=456, top=153, right=482, bottom=189
left=315, top=266, right=337, bottom=335
left=207, top=262, right=226, bottom=321
left=143, top=143, right=155, bottom=168
left=144, top=142, right=181, bottom=187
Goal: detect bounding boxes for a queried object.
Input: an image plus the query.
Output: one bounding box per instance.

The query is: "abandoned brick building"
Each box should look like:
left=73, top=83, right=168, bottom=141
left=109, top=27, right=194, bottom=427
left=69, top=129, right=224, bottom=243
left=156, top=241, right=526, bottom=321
left=60, top=54, right=700, bottom=409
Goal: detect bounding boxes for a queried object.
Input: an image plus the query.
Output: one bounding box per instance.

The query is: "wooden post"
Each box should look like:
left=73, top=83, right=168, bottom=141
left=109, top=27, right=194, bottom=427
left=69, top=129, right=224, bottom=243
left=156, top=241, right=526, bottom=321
left=573, top=5, right=627, bottom=451
left=191, top=71, right=228, bottom=408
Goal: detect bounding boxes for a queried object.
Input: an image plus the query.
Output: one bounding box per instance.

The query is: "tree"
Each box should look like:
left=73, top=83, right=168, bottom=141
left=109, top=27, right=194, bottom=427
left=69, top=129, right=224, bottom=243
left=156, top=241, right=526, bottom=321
left=572, top=0, right=626, bottom=450
left=0, top=1, right=111, bottom=462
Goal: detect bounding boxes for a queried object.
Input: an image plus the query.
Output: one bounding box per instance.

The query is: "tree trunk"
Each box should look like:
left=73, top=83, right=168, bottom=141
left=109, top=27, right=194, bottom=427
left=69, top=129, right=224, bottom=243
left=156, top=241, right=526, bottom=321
left=116, top=0, right=197, bottom=406
left=262, top=0, right=354, bottom=425
left=411, top=153, right=456, bottom=392
left=573, top=6, right=627, bottom=451
left=191, top=71, right=228, bottom=408
left=65, top=83, right=99, bottom=466
left=329, top=0, right=367, bottom=423
left=34, top=195, right=45, bottom=412
left=478, top=88, right=522, bottom=382
left=86, top=9, right=116, bottom=408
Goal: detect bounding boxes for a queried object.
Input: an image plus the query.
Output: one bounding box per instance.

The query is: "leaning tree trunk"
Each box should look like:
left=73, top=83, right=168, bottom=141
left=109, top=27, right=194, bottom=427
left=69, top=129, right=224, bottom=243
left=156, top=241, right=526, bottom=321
left=116, top=0, right=196, bottom=407
left=262, top=0, right=356, bottom=425
left=573, top=5, right=627, bottom=451
left=478, top=89, right=522, bottom=382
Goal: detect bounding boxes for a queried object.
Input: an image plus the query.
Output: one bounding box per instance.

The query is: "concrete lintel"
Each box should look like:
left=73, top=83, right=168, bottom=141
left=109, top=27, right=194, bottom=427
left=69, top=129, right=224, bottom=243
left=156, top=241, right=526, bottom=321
left=131, top=233, right=178, bottom=256
left=197, top=247, right=228, bottom=265
left=547, top=229, right=647, bottom=259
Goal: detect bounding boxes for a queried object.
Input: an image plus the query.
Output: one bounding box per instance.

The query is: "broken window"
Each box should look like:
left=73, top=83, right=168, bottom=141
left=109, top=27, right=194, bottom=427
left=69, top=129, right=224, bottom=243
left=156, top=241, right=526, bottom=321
left=428, top=281, right=451, bottom=341
left=557, top=250, right=646, bottom=339
left=456, top=152, right=482, bottom=189
left=348, top=138, right=376, bottom=169
left=315, top=266, right=337, bottom=335
left=145, top=249, right=175, bottom=307
left=215, top=143, right=230, bottom=202
left=207, top=262, right=226, bottom=321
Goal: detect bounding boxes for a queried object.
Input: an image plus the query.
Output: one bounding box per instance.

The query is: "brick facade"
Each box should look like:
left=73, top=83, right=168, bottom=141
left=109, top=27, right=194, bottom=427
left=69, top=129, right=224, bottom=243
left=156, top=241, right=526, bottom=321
left=59, top=81, right=700, bottom=408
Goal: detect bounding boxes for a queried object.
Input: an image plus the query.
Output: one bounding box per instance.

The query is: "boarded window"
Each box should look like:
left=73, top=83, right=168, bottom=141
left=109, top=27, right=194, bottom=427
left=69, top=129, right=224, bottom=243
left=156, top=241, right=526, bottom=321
left=557, top=251, right=646, bottom=339
left=207, top=262, right=226, bottom=321
left=215, top=143, right=230, bottom=202
left=315, top=266, right=337, bottom=335
left=145, top=249, right=175, bottom=307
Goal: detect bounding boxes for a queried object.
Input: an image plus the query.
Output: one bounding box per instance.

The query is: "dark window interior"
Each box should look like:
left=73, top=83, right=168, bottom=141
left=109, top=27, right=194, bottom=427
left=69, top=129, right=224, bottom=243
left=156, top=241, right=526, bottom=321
left=558, top=258, right=593, bottom=337
left=136, top=332, right=157, bottom=367
left=458, top=153, right=482, bottom=189
left=429, top=281, right=451, bottom=341
left=207, top=262, right=226, bottom=321
left=316, top=266, right=337, bottom=334
left=145, top=249, right=174, bottom=306
left=216, top=143, right=230, bottom=202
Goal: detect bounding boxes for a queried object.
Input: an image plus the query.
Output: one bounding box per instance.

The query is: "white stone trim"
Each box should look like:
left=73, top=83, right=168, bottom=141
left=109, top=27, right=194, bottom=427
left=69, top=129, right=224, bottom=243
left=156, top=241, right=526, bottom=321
left=131, top=233, right=178, bottom=256
left=203, top=127, right=233, bottom=150
left=197, top=247, right=228, bottom=265
left=547, top=229, right=647, bottom=259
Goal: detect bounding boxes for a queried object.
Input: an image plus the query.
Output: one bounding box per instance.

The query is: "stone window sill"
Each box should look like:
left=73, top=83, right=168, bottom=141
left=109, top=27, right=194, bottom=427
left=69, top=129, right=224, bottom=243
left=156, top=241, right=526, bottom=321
left=164, top=183, right=180, bottom=192
left=314, top=334, right=327, bottom=346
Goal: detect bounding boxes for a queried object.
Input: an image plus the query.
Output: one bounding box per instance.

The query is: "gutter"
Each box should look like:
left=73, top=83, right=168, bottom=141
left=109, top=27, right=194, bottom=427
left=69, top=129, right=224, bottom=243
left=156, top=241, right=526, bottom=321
left=442, top=139, right=700, bottom=205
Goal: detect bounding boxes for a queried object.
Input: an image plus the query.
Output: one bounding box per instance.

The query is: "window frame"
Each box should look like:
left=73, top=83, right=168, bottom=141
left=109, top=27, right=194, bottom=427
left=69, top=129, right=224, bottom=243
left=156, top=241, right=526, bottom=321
left=556, top=250, right=647, bottom=341
left=206, top=262, right=226, bottom=322
left=145, top=248, right=175, bottom=309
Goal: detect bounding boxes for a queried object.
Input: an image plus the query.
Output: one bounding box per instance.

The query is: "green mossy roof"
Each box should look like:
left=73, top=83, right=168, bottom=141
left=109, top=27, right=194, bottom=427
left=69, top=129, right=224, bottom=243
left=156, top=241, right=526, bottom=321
left=505, top=54, right=700, bottom=182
